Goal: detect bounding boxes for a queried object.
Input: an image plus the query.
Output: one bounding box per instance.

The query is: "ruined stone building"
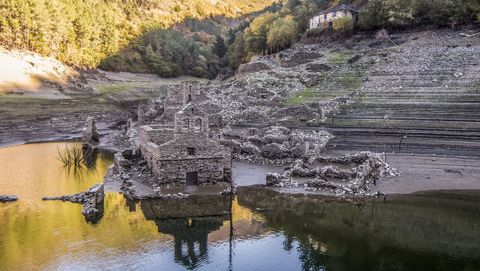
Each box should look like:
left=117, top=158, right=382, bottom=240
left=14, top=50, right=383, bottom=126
left=138, top=82, right=232, bottom=186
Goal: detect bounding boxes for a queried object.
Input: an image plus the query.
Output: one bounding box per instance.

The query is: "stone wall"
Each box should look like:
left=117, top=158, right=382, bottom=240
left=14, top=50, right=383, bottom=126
left=152, top=157, right=226, bottom=185
left=142, top=132, right=231, bottom=185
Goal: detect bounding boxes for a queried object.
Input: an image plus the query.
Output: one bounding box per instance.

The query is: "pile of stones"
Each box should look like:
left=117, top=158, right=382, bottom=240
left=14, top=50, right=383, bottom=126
left=266, top=151, right=398, bottom=195
left=223, top=126, right=333, bottom=164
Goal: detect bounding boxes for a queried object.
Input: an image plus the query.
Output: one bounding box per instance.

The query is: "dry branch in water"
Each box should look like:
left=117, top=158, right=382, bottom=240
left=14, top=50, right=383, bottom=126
left=57, top=145, right=84, bottom=168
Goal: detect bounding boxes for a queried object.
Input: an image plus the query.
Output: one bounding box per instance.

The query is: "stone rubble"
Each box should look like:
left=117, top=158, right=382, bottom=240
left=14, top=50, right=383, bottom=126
left=223, top=126, right=334, bottom=164
left=42, top=183, right=105, bottom=223
left=266, top=151, right=398, bottom=195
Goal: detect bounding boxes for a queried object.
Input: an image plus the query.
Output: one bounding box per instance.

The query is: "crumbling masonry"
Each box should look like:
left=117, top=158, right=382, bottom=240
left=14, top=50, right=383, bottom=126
left=138, top=83, right=232, bottom=186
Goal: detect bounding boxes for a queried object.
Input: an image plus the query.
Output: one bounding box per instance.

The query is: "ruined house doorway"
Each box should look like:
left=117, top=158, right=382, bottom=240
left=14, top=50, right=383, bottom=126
left=186, top=172, right=198, bottom=185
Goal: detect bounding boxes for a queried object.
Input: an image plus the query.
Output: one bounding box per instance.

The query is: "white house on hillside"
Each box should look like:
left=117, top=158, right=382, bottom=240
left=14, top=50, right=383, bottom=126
left=309, top=4, right=359, bottom=29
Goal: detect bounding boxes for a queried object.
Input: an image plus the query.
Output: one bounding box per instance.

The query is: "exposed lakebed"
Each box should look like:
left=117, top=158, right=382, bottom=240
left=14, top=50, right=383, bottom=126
left=0, top=142, right=479, bottom=270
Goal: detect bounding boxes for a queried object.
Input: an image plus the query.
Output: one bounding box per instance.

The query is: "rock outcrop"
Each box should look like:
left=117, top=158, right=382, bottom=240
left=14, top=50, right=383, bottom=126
left=42, top=183, right=104, bottom=223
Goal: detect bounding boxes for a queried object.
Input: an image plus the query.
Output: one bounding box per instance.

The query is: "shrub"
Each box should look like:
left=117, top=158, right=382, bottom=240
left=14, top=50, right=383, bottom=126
left=333, top=16, right=354, bottom=33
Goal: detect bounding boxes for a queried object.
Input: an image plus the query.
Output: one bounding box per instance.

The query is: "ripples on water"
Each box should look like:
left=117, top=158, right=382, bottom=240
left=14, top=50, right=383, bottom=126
left=0, top=142, right=480, bottom=271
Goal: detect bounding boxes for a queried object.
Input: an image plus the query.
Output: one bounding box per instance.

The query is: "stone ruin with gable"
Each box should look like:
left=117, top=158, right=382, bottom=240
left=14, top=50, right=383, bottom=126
left=137, top=82, right=232, bottom=186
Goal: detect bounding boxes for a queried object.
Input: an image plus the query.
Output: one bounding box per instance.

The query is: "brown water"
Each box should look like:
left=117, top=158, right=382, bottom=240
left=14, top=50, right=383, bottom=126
left=1, top=142, right=480, bottom=271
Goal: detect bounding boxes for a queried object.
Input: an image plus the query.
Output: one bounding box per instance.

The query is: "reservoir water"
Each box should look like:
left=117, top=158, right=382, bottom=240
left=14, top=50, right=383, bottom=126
left=0, top=142, right=479, bottom=270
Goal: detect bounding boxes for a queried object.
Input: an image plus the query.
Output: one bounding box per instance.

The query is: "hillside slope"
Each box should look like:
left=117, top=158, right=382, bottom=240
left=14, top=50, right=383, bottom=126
left=0, top=0, right=275, bottom=67
left=206, top=27, right=480, bottom=157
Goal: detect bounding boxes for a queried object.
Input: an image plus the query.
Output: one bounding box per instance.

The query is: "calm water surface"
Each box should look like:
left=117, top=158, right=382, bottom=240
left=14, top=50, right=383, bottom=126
left=0, top=142, right=480, bottom=271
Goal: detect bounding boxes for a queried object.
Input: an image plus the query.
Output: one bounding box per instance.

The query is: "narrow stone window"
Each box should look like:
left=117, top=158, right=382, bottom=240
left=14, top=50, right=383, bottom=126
left=187, top=94, right=192, bottom=103
left=187, top=147, right=196, bottom=156
left=195, top=118, right=202, bottom=132
left=182, top=118, right=189, bottom=131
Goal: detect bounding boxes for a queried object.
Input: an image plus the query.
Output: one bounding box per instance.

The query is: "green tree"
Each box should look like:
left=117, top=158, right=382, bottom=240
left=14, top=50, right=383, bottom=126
left=333, top=16, right=354, bottom=32
left=267, top=15, right=298, bottom=53
left=213, top=35, right=228, bottom=58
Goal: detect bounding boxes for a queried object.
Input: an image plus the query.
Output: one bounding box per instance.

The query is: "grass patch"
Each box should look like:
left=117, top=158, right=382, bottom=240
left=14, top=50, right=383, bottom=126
left=326, top=51, right=352, bottom=64
left=337, top=74, right=362, bottom=89
left=96, top=83, right=134, bottom=94
left=283, top=88, right=317, bottom=106
left=95, top=82, right=149, bottom=95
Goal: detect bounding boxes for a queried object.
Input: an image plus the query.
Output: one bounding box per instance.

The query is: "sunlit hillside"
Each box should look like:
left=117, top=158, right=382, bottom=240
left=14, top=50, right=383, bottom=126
left=0, top=48, right=76, bottom=93
left=0, top=0, right=277, bottom=68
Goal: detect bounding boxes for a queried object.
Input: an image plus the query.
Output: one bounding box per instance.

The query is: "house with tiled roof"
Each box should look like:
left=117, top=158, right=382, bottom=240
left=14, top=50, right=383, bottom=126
left=309, top=4, right=359, bottom=29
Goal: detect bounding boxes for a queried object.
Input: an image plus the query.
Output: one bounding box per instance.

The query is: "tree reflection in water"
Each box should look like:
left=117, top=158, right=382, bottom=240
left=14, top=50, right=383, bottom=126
left=237, top=187, right=480, bottom=271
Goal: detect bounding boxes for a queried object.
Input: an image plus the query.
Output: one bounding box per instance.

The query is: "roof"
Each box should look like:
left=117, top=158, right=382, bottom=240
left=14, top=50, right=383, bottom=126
left=318, top=4, right=359, bottom=15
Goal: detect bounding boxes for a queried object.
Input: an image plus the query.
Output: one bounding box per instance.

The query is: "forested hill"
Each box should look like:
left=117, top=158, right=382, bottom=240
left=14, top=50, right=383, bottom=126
left=1, top=0, right=479, bottom=80
left=0, top=0, right=276, bottom=68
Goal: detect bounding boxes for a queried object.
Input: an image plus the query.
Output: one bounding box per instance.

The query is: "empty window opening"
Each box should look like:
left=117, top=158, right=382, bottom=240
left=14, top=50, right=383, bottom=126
left=195, top=118, right=202, bottom=131
left=187, top=147, right=196, bottom=156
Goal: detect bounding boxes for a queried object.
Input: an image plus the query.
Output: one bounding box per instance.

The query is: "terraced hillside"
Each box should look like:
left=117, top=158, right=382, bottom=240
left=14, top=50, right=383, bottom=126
left=326, top=29, right=480, bottom=156
left=212, top=27, right=480, bottom=157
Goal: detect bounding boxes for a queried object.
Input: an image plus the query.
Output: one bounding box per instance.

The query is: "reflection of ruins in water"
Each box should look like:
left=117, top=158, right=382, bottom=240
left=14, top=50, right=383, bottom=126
left=140, top=194, right=233, bottom=270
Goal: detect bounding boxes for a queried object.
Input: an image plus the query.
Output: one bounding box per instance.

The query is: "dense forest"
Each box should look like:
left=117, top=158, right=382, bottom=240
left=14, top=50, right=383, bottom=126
left=0, top=0, right=276, bottom=68
left=1, top=0, right=479, bottom=79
